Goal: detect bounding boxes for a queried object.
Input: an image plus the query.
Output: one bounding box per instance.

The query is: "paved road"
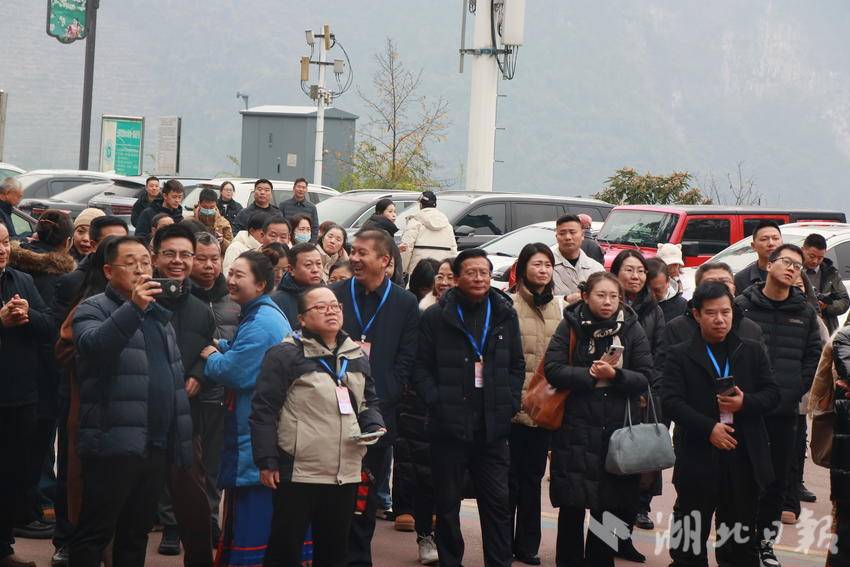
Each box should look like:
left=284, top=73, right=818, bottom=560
left=15, top=456, right=834, bottom=566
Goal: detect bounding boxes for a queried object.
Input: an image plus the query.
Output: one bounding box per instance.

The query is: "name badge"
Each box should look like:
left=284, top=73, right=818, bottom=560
left=336, top=386, right=354, bottom=415
left=474, top=361, right=484, bottom=389
left=720, top=411, right=733, bottom=425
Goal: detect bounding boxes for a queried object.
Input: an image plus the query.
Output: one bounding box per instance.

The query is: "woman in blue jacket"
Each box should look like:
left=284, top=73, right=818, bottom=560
left=201, top=248, right=292, bottom=567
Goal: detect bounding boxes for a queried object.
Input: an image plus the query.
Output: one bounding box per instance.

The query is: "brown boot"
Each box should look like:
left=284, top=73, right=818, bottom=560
left=0, top=554, right=37, bottom=567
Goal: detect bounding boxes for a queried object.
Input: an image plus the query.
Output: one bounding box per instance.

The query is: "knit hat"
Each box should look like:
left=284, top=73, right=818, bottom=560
left=656, top=242, right=684, bottom=266
left=74, top=207, right=106, bottom=229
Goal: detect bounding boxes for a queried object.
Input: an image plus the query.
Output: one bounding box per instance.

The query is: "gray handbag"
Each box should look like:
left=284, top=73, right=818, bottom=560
left=605, top=388, right=675, bottom=475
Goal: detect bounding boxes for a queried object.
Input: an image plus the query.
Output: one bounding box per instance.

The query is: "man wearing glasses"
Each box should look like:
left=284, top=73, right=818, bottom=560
left=68, top=235, right=193, bottom=566
left=735, top=243, right=822, bottom=567
left=148, top=224, right=218, bottom=565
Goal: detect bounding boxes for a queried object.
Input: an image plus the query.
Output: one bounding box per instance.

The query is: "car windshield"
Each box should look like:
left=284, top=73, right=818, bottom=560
left=481, top=226, right=556, bottom=258
left=711, top=233, right=807, bottom=273
left=317, top=196, right=374, bottom=226
left=50, top=182, right=114, bottom=203
left=596, top=210, right=679, bottom=248
left=0, top=168, right=22, bottom=179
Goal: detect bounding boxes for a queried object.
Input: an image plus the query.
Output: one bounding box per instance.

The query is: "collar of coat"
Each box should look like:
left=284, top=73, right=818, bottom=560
left=739, top=282, right=809, bottom=312
left=683, top=330, right=745, bottom=384
left=190, top=274, right=229, bottom=303
left=284, top=330, right=364, bottom=361
left=10, top=241, right=75, bottom=276
left=437, top=286, right=515, bottom=332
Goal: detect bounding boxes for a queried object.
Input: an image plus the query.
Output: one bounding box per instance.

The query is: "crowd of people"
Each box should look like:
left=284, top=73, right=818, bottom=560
left=2, top=171, right=850, bottom=567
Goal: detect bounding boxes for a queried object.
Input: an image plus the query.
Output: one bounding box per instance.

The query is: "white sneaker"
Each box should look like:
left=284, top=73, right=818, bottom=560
left=417, top=534, right=439, bottom=565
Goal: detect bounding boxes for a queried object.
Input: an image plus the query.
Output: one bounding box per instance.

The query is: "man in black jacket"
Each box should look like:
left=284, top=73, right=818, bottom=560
left=735, top=244, right=822, bottom=567
left=130, top=176, right=161, bottom=227
left=801, top=232, right=849, bottom=334
left=734, top=221, right=782, bottom=296
left=663, top=282, right=780, bottom=567
left=663, top=262, right=764, bottom=347
left=0, top=222, right=53, bottom=567
left=53, top=216, right=128, bottom=324
left=232, top=179, right=280, bottom=234
left=0, top=177, right=23, bottom=238
left=330, top=229, right=419, bottom=567
left=69, top=235, right=193, bottom=567
left=150, top=224, right=216, bottom=564
left=189, top=231, right=240, bottom=544
left=413, top=248, right=525, bottom=567
left=279, top=178, right=318, bottom=242
left=134, top=179, right=185, bottom=241
left=271, top=242, right=323, bottom=329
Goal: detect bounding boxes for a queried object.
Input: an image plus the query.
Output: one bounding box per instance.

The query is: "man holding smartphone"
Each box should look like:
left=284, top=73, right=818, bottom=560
left=735, top=244, right=821, bottom=567
left=149, top=224, right=217, bottom=565
left=663, top=282, right=779, bottom=567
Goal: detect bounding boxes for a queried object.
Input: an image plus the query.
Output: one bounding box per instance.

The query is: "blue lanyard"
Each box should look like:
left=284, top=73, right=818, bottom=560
left=350, top=277, right=392, bottom=341
left=318, top=358, right=349, bottom=386
left=705, top=345, right=730, bottom=378
left=456, top=298, right=491, bottom=361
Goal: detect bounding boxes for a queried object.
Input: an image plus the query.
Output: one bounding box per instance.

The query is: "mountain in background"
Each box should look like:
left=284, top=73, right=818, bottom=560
left=2, top=1, right=849, bottom=211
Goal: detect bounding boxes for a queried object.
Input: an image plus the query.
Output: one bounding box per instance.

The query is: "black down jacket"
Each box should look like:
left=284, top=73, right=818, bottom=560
left=543, top=302, right=652, bottom=511
left=191, top=275, right=240, bottom=403
left=735, top=284, right=821, bottom=416
left=830, top=327, right=850, bottom=504
left=271, top=272, right=309, bottom=330
left=157, top=280, right=216, bottom=385
left=72, top=285, right=193, bottom=465
left=629, top=287, right=666, bottom=391
left=663, top=301, right=764, bottom=347
left=413, top=287, right=525, bottom=443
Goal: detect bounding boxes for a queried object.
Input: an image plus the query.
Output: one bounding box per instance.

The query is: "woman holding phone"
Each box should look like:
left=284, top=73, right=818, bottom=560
left=544, top=272, right=652, bottom=567
left=250, top=286, right=385, bottom=566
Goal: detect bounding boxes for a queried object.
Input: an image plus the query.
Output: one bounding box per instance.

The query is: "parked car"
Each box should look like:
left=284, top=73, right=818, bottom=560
left=17, top=179, right=133, bottom=220
left=12, top=170, right=114, bottom=200
left=180, top=178, right=338, bottom=217
left=681, top=222, right=850, bottom=325
left=88, top=176, right=209, bottom=225
left=596, top=205, right=847, bottom=269
left=5, top=207, right=37, bottom=237
left=319, top=190, right=612, bottom=249
left=478, top=221, right=558, bottom=282
left=0, top=162, right=25, bottom=179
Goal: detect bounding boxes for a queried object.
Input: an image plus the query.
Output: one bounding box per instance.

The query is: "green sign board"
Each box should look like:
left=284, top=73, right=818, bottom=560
left=46, top=0, right=87, bottom=44
left=100, top=116, right=144, bottom=176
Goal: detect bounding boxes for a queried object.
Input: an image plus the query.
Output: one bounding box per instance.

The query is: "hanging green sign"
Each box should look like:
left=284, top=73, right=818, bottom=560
left=100, top=116, right=145, bottom=176
left=46, top=0, right=87, bottom=44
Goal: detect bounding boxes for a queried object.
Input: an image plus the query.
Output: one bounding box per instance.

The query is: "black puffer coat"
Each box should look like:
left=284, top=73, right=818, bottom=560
left=72, top=285, right=193, bottom=465
left=735, top=283, right=822, bottom=416
left=361, top=214, right=399, bottom=237
left=830, top=328, right=850, bottom=504
left=663, top=301, right=764, bottom=347
left=629, top=288, right=666, bottom=390
left=157, top=280, right=216, bottom=385
left=271, top=272, right=309, bottom=330
left=191, top=275, right=240, bottom=403
left=543, top=302, right=652, bottom=511
left=413, top=287, right=525, bottom=443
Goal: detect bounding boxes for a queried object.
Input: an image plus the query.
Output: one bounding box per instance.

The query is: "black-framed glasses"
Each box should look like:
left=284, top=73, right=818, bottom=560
left=303, top=301, right=343, bottom=314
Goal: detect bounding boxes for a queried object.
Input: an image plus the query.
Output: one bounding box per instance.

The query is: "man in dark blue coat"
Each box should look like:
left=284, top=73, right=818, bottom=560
left=68, top=236, right=193, bottom=567
left=0, top=222, right=54, bottom=567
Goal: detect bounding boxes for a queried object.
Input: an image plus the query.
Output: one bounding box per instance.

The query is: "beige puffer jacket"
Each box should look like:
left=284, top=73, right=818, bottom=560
left=510, top=283, right=565, bottom=427
left=400, top=207, right=458, bottom=274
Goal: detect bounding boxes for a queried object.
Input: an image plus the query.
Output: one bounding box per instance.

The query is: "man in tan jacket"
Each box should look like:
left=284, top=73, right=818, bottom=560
left=186, top=188, right=234, bottom=252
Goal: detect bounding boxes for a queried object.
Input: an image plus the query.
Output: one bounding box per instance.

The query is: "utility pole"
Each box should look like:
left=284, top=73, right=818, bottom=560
left=78, top=0, right=99, bottom=170
left=300, top=25, right=351, bottom=188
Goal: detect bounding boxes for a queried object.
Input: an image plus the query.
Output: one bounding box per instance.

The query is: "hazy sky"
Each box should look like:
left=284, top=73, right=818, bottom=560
left=2, top=1, right=850, bottom=210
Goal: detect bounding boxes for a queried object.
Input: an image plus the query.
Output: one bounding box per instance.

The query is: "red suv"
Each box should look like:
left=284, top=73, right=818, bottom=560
left=596, top=205, right=846, bottom=268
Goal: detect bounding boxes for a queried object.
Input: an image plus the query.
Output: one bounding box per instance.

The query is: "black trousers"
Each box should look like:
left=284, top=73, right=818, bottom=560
left=782, top=414, right=808, bottom=517
left=68, top=449, right=167, bottom=567
left=54, top=397, right=74, bottom=549
left=508, top=424, right=550, bottom=559
left=17, top=416, right=56, bottom=525
left=0, top=404, right=37, bottom=559
left=430, top=434, right=512, bottom=567
left=556, top=508, right=621, bottom=567
left=757, top=415, right=797, bottom=542
left=346, top=443, right=392, bottom=566
left=670, top=448, right=759, bottom=567
left=264, top=482, right=358, bottom=567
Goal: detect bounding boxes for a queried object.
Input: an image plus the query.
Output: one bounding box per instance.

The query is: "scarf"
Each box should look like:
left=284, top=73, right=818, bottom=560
left=576, top=303, right=625, bottom=369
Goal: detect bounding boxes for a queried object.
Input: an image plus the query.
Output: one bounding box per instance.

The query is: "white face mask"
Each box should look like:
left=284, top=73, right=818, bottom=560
left=293, top=233, right=310, bottom=244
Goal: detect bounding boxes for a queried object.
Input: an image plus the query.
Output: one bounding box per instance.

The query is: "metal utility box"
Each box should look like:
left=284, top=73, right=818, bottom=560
left=240, top=105, right=357, bottom=189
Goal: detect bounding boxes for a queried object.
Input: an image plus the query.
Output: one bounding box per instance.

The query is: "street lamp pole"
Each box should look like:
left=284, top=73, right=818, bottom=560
left=78, top=0, right=99, bottom=170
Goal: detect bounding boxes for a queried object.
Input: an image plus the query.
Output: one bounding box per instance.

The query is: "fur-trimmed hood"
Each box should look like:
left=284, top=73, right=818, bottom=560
left=10, top=241, right=76, bottom=277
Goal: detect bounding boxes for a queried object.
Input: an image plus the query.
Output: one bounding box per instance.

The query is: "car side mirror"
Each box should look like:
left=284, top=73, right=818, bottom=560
left=681, top=241, right=700, bottom=258
left=455, top=225, right=475, bottom=237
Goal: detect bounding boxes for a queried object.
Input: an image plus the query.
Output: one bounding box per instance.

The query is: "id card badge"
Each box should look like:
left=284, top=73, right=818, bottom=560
left=720, top=411, right=733, bottom=425
left=336, top=386, right=354, bottom=415
left=357, top=340, right=372, bottom=358
left=474, top=361, right=484, bottom=388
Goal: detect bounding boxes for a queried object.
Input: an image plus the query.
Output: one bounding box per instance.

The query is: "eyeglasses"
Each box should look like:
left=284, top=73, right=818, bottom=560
left=773, top=256, right=803, bottom=271
left=111, top=260, right=153, bottom=271
left=303, top=302, right=342, bottom=314
left=159, top=250, right=195, bottom=260
left=591, top=292, right=621, bottom=302
left=621, top=268, right=647, bottom=276
left=461, top=269, right=491, bottom=279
